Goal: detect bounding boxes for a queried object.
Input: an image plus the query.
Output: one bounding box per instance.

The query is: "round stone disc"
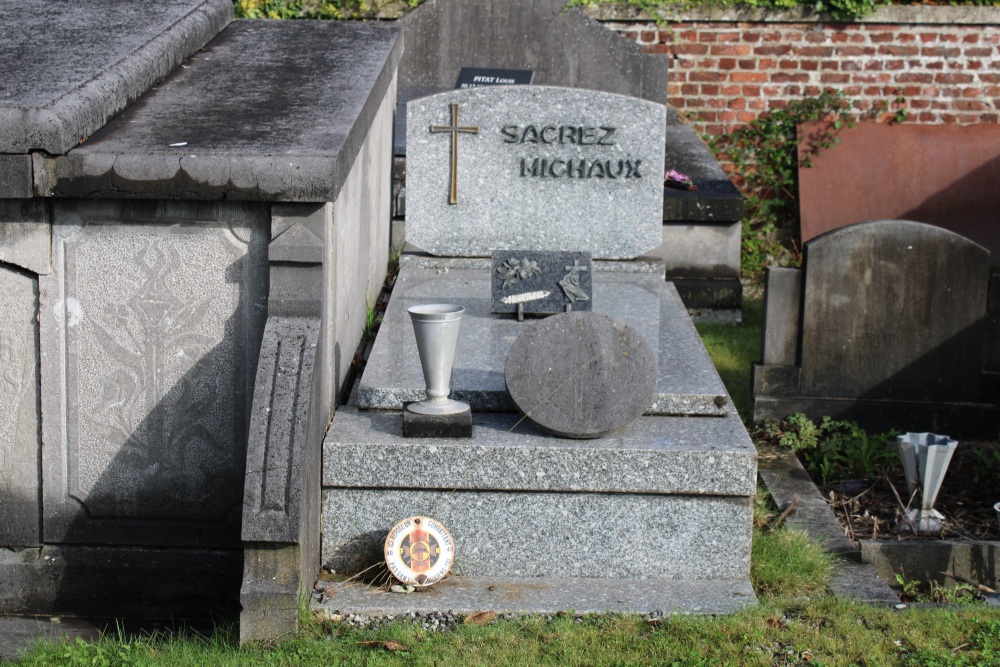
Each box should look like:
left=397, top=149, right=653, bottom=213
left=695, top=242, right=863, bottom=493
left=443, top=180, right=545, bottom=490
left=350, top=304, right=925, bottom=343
left=384, top=516, right=455, bottom=587
left=504, top=312, right=656, bottom=438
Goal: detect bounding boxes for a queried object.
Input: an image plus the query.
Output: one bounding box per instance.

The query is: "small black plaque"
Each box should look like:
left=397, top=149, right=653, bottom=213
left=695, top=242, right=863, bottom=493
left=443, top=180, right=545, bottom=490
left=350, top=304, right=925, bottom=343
left=455, top=67, right=534, bottom=89
left=491, top=251, right=593, bottom=316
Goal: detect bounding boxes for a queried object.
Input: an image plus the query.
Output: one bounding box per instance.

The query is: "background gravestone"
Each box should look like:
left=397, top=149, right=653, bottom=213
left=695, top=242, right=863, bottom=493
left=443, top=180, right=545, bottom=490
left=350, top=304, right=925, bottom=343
left=752, top=220, right=1000, bottom=435
left=398, top=0, right=668, bottom=104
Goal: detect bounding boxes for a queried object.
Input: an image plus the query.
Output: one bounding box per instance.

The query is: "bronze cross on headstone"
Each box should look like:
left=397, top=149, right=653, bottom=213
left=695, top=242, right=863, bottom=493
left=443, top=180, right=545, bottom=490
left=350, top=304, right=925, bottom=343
left=429, top=102, right=479, bottom=205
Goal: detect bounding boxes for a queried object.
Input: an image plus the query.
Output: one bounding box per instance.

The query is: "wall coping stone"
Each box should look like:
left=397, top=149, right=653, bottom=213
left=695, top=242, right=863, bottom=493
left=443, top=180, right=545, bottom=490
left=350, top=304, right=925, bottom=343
left=585, top=4, right=1000, bottom=26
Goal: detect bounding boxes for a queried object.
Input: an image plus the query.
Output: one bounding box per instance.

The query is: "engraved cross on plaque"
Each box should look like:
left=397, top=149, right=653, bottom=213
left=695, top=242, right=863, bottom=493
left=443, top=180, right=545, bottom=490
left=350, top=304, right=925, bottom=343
left=429, top=102, right=479, bottom=205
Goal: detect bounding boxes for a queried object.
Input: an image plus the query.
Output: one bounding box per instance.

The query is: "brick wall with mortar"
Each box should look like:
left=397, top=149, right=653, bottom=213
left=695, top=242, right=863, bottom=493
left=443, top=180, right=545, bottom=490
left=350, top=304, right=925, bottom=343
left=589, top=6, right=999, bottom=139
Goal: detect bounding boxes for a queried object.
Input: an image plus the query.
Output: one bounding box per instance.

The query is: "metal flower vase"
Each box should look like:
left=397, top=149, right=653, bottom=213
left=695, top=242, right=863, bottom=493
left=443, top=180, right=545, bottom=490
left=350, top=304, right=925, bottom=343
left=406, top=304, right=469, bottom=415
left=896, top=432, right=958, bottom=533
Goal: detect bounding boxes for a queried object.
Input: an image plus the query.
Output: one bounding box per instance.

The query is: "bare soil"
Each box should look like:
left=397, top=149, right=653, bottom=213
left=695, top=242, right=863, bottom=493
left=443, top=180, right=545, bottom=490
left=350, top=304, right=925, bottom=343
left=818, top=441, right=1000, bottom=543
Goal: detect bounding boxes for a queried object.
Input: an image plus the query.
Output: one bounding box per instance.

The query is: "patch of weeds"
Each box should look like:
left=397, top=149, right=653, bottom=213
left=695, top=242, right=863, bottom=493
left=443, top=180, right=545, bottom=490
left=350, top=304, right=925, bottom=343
left=764, top=413, right=897, bottom=486
left=894, top=573, right=985, bottom=606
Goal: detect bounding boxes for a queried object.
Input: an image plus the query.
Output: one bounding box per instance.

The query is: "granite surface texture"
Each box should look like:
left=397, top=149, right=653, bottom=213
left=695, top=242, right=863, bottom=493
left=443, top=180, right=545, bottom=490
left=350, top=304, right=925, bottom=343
left=406, top=87, right=665, bottom=259
left=314, top=576, right=755, bottom=616
left=0, top=266, right=40, bottom=547
left=358, top=265, right=730, bottom=415
left=0, top=0, right=232, bottom=155
left=39, top=200, right=269, bottom=548
left=324, top=406, right=756, bottom=496
left=322, top=488, right=751, bottom=579
left=504, top=312, right=656, bottom=438
left=37, top=21, right=402, bottom=203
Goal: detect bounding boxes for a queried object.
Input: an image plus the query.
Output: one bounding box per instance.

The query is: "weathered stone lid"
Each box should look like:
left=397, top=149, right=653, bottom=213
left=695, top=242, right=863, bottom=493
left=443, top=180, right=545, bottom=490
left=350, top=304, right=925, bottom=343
left=0, top=0, right=232, bottom=155
left=35, top=20, right=403, bottom=202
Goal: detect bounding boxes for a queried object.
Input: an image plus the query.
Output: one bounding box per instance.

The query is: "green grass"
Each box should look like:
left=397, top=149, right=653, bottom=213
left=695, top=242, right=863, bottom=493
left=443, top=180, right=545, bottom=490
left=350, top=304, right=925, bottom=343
left=18, top=601, right=1000, bottom=666
left=695, top=297, right=763, bottom=421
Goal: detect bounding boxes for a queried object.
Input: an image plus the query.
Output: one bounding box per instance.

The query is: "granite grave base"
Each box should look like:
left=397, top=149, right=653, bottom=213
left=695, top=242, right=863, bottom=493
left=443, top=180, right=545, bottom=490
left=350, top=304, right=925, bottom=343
left=320, top=259, right=757, bottom=613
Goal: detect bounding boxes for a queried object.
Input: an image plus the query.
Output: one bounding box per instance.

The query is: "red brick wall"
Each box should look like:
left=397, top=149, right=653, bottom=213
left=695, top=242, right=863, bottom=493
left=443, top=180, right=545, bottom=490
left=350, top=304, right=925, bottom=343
left=599, top=10, right=999, bottom=138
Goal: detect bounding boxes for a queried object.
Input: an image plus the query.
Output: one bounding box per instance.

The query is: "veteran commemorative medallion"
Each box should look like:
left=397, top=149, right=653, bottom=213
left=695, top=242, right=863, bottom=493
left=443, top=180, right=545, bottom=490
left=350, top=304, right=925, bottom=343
left=384, top=516, right=455, bottom=587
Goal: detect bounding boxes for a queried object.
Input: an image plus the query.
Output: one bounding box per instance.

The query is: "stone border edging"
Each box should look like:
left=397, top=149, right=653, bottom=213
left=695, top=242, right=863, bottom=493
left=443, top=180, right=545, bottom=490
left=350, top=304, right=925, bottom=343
left=758, top=449, right=900, bottom=603
left=585, top=4, right=1000, bottom=26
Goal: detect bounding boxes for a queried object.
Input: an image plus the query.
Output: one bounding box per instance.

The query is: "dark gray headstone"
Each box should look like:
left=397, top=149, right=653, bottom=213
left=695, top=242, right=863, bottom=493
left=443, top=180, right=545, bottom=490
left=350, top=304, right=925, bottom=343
left=504, top=312, right=655, bottom=438
left=491, top=251, right=592, bottom=315
left=800, top=220, right=990, bottom=401
left=399, top=0, right=668, bottom=104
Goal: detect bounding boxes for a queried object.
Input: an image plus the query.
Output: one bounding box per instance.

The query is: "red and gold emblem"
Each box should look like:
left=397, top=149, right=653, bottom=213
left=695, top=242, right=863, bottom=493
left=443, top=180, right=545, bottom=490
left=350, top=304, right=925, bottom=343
left=384, top=516, right=455, bottom=587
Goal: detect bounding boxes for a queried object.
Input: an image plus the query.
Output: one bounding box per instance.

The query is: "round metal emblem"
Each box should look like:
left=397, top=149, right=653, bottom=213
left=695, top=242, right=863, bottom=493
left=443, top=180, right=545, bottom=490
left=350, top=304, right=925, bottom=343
left=384, top=516, right=455, bottom=587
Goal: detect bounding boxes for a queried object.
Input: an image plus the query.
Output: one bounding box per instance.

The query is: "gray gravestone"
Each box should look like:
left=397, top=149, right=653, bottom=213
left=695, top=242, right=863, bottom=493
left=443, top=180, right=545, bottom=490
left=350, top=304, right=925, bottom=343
left=800, top=221, right=989, bottom=401
left=398, top=0, right=668, bottom=104
left=504, top=312, right=656, bottom=438
left=491, top=251, right=592, bottom=315
left=406, top=86, right=665, bottom=259
left=752, top=220, right=999, bottom=435
left=0, top=268, right=40, bottom=546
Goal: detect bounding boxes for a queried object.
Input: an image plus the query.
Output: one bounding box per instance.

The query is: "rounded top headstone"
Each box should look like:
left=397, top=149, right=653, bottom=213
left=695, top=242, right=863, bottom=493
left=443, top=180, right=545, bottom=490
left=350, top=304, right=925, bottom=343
left=504, top=312, right=656, bottom=438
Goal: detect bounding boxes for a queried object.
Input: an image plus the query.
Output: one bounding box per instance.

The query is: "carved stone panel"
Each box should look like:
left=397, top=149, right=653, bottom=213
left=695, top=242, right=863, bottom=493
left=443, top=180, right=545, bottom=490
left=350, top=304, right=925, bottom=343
left=0, top=266, right=40, bottom=546
left=40, top=201, right=268, bottom=547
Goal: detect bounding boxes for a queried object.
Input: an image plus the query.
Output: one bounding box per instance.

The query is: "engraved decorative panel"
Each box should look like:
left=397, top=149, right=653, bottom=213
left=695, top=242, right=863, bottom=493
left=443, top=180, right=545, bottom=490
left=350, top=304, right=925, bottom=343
left=41, top=201, right=268, bottom=547
left=0, top=267, right=40, bottom=546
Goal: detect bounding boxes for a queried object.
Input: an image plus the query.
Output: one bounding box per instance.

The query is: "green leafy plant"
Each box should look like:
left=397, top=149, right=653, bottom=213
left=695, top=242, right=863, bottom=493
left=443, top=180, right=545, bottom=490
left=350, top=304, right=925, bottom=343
left=895, top=573, right=985, bottom=605
left=706, top=90, right=856, bottom=284
left=767, top=413, right=897, bottom=486
left=363, top=295, right=383, bottom=341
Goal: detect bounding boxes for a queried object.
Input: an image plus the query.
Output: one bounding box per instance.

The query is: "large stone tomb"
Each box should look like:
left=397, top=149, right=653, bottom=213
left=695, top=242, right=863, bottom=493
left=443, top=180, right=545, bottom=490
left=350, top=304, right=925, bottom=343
left=319, top=260, right=758, bottom=614
left=2, top=1, right=402, bottom=642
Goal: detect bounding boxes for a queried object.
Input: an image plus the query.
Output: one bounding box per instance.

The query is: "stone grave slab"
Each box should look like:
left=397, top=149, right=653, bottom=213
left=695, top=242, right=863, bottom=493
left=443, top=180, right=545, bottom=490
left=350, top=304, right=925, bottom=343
left=359, top=261, right=730, bottom=416
left=323, top=413, right=753, bottom=580
left=491, top=251, right=592, bottom=315
left=504, top=312, right=656, bottom=438
left=36, top=20, right=403, bottom=203
left=316, top=576, right=755, bottom=617
left=0, top=0, right=231, bottom=155
left=406, top=87, right=665, bottom=259
left=324, top=407, right=756, bottom=497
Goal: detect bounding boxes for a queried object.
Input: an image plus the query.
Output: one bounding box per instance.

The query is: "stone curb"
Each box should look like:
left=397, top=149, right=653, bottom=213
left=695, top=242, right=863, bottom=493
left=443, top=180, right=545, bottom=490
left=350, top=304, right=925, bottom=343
left=758, top=449, right=900, bottom=604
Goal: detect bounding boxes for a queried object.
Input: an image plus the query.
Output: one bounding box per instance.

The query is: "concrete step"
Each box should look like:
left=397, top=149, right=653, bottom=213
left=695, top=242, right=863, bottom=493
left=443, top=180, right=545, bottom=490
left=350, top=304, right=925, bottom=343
left=312, top=576, right=756, bottom=616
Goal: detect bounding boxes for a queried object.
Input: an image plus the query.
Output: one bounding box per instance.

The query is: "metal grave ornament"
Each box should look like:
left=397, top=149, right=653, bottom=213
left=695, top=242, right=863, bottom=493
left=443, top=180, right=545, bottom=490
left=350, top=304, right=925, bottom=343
left=384, top=516, right=455, bottom=587
left=491, top=251, right=592, bottom=318
left=406, top=304, right=469, bottom=415
left=896, top=432, right=959, bottom=533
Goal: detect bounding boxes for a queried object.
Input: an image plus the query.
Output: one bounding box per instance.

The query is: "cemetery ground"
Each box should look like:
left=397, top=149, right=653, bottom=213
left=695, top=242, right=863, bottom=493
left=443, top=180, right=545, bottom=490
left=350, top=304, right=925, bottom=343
left=10, top=297, right=1000, bottom=666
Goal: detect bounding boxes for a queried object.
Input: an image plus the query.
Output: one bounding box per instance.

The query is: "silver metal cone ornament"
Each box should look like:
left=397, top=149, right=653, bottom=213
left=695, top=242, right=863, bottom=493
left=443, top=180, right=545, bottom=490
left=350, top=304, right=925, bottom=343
left=896, top=432, right=958, bottom=533
left=407, top=304, right=469, bottom=415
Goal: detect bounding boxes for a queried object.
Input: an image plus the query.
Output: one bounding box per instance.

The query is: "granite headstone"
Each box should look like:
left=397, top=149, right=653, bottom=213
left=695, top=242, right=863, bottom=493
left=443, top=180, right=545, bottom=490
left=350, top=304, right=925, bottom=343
left=406, top=86, right=665, bottom=259
left=504, top=312, right=656, bottom=438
